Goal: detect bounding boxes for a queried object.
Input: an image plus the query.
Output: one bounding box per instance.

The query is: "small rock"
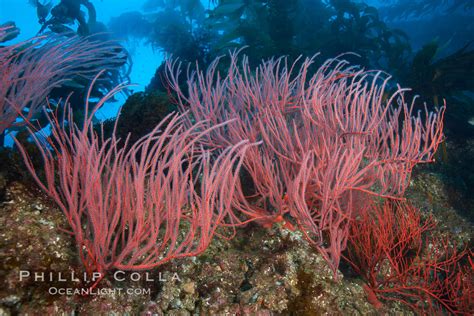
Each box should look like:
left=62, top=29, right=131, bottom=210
left=182, top=282, right=195, bottom=295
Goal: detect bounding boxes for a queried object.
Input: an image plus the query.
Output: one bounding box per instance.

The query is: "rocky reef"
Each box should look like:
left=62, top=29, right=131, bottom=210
left=0, top=140, right=472, bottom=315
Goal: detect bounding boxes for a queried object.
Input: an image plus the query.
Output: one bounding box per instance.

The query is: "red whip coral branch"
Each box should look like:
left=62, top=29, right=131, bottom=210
left=14, top=76, right=250, bottom=279
left=343, top=201, right=473, bottom=314
left=165, top=51, right=445, bottom=275
left=0, top=25, right=126, bottom=136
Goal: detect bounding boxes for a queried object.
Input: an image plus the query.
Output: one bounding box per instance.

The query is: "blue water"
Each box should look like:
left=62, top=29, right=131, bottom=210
left=0, top=0, right=171, bottom=146
left=0, top=0, right=163, bottom=121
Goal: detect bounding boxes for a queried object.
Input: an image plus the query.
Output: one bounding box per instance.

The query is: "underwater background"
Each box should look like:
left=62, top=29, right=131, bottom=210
left=0, top=0, right=473, bottom=314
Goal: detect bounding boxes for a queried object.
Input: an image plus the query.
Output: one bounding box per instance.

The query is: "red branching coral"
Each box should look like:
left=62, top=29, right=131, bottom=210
left=165, top=51, right=445, bottom=276
left=343, top=201, right=473, bottom=314
left=14, top=76, right=250, bottom=284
